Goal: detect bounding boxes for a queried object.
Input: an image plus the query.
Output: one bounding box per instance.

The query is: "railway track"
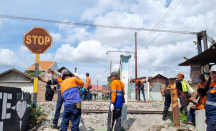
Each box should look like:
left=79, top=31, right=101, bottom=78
left=82, top=110, right=163, bottom=114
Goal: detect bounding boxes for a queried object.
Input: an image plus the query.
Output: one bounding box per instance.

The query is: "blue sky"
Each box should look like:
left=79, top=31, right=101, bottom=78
left=0, top=0, right=216, bottom=85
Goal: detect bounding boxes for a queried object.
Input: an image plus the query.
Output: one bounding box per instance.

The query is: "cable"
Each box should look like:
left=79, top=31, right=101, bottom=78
left=137, top=0, right=179, bottom=45
left=90, top=62, right=120, bottom=79
left=137, top=0, right=182, bottom=50
left=0, top=14, right=198, bottom=35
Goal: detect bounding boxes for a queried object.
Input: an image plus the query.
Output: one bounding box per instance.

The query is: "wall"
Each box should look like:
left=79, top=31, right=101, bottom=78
left=51, top=62, right=59, bottom=71
left=0, top=72, right=29, bottom=81
left=37, top=81, right=58, bottom=102
left=0, top=82, right=33, bottom=93
left=149, top=78, right=167, bottom=85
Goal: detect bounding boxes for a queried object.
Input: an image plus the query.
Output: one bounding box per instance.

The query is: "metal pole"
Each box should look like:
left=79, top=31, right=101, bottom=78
left=169, top=78, right=180, bottom=126
left=33, top=54, right=40, bottom=111
left=135, top=32, right=138, bottom=100
left=202, top=30, right=210, bottom=72
left=97, top=80, right=98, bottom=91
left=147, top=77, right=149, bottom=100
left=110, top=60, right=112, bottom=75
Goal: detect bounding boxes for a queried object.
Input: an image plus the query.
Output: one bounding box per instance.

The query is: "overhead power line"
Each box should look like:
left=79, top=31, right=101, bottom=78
left=137, top=0, right=183, bottom=50
left=0, top=14, right=198, bottom=35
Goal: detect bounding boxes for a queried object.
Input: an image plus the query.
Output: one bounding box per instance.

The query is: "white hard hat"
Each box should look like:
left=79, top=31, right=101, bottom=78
left=210, top=65, right=216, bottom=72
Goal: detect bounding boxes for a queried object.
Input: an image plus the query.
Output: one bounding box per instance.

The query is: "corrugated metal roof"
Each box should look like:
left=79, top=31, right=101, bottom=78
left=179, top=44, right=216, bottom=66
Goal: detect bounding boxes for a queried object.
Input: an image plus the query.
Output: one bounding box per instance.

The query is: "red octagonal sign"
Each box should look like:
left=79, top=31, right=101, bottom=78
left=23, top=27, right=52, bottom=54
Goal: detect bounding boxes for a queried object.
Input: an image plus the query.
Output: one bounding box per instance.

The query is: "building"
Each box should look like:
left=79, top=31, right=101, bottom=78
left=0, top=68, right=34, bottom=93
left=25, top=61, right=59, bottom=74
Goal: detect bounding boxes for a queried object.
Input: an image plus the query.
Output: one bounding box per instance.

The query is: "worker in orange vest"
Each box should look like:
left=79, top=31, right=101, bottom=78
left=136, top=79, right=146, bottom=101
left=107, top=72, right=125, bottom=131
left=84, top=73, right=91, bottom=101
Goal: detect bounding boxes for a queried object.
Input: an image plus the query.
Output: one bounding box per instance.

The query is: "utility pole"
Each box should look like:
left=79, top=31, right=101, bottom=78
left=110, top=60, right=112, bottom=75
left=135, top=32, right=138, bottom=100
left=97, top=80, right=98, bottom=91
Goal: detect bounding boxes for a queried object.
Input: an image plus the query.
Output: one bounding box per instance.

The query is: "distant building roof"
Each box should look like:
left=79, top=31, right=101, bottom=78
left=179, top=44, right=216, bottom=66
left=0, top=68, right=33, bottom=80
left=148, top=74, right=168, bottom=82
left=57, top=66, right=72, bottom=74
left=25, top=61, right=55, bottom=71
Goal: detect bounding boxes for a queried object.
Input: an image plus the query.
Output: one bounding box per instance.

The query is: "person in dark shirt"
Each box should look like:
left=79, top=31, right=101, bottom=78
left=176, top=74, right=189, bottom=115
left=162, top=79, right=182, bottom=120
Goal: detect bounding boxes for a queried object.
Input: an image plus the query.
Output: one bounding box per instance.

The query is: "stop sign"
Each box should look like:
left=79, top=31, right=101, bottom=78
left=23, top=27, right=52, bottom=54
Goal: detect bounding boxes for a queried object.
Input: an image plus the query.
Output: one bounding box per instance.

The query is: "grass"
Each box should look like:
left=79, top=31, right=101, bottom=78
left=167, top=109, right=190, bottom=125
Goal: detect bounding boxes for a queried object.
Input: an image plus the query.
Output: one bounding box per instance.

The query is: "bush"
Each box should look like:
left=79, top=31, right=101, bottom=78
left=29, top=101, right=47, bottom=129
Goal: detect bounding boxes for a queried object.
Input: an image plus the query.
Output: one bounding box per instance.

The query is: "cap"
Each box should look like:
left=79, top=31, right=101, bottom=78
left=62, top=69, right=72, bottom=77
left=210, top=65, right=216, bottom=72
left=109, top=72, right=118, bottom=78
left=178, top=73, right=184, bottom=78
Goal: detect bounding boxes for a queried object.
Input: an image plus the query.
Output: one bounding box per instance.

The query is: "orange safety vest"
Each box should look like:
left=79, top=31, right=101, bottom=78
left=57, top=77, right=64, bottom=85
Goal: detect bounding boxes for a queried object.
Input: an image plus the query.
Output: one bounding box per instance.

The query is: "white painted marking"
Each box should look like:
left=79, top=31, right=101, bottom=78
left=20, top=121, right=22, bottom=130
left=21, top=92, right=23, bottom=100
left=0, top=93, right=2, bottom=99
left=11, top=106, right=16, bottom=110
left=1, top=93, right=7, bottom=119
left=7, top=93, right=12, bottom=99
left=0, top=122, right=3, bottom=131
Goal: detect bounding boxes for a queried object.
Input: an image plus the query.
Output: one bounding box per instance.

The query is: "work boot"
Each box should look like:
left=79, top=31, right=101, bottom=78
left=51, top=121, right=58, bottom=129
left=162, top=114, right=166, bottom=121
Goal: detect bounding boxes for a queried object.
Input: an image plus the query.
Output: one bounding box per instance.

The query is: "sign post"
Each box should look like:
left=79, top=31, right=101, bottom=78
left=23, top=27, right=52, bottom=111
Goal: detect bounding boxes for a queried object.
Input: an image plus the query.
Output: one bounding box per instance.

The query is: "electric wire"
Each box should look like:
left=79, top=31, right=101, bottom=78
left=0, top=14, right=198, bottom=35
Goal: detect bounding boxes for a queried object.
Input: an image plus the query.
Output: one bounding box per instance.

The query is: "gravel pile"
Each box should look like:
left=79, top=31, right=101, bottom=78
left=35, top=101, right=195, bottom=131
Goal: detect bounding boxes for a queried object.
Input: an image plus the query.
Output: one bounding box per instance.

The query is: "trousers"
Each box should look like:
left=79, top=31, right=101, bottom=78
left=45, top=84, right=54, bottom=101
left=137, top=88, right=146, bottom=101
left=107, top=107, right=122, bottom=131
left=179, top=94, right=189, bottom=113
left=163, top=93, right=171, bottom=115
left=60, top=104, right=81, bottom=131
left=53, top=87, right=64, bottom=123
left=207, top=120, right=216, bottom=131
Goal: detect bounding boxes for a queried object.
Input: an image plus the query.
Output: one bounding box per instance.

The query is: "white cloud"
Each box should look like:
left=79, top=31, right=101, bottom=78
left=55, top=40, right=121, bottom=64
left=50, top=32, right=62, bottom=42
left=65, top=27, right=92, bottom=43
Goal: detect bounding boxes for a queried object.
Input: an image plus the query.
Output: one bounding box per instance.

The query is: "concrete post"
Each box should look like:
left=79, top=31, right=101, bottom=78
left=120, top=55, right=131, bottom=130
left=147, top=77, right=150, bottom=101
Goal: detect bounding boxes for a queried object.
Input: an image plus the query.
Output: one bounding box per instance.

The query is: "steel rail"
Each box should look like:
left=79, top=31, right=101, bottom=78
left=82, top=110, right=163, bottom=114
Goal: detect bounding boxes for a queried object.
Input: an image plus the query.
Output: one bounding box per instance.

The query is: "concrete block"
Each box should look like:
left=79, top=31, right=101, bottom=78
left=195, top=109, right=206, bottom=131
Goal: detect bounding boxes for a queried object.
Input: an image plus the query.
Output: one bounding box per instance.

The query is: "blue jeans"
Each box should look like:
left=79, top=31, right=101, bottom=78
left=188, top=107, right=195, bottom=122
left=85, top=89, right=90, bottom=101
left=207, top=120, right=216, bottom=131
left=53, top=98, right=64, bottom=122
left=60, top=104, right=81, bottom=131
left=137, top=88, right=146, bottom=101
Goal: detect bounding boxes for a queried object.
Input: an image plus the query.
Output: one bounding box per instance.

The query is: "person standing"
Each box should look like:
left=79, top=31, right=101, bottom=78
left=205, top=65, right=216, bottom=131
left=52, top=74, right=64, bottom=129
left=85, top=73, right=91, bottom=101
left=176, top=73, right=193, bottom=115
left=162, top=79, right=171, bottom=120
left=60, top=70, right=84, bottom=131
left=136, top=79, right=146, bottom=101
left=107, top=72, right=125, bottom=131
left=39, top=69, right=56, bottom=101
left=162, top=78, right=182, bottom=120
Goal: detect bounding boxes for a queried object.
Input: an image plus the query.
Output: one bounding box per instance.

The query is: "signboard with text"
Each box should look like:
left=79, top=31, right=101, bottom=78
left=0, top=86, right=31, bottom=131
left=23, top=27, right=52, bottom=54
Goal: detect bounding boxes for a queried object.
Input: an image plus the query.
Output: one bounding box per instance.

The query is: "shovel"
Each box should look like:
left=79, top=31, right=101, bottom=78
left=109, top=111, right=113, bottom=131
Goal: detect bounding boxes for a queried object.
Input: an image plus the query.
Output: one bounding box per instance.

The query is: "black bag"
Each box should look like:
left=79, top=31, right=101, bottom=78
left=88, top=85, right=92, bottom=89
left=118, top=80, right=125, bottom=103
